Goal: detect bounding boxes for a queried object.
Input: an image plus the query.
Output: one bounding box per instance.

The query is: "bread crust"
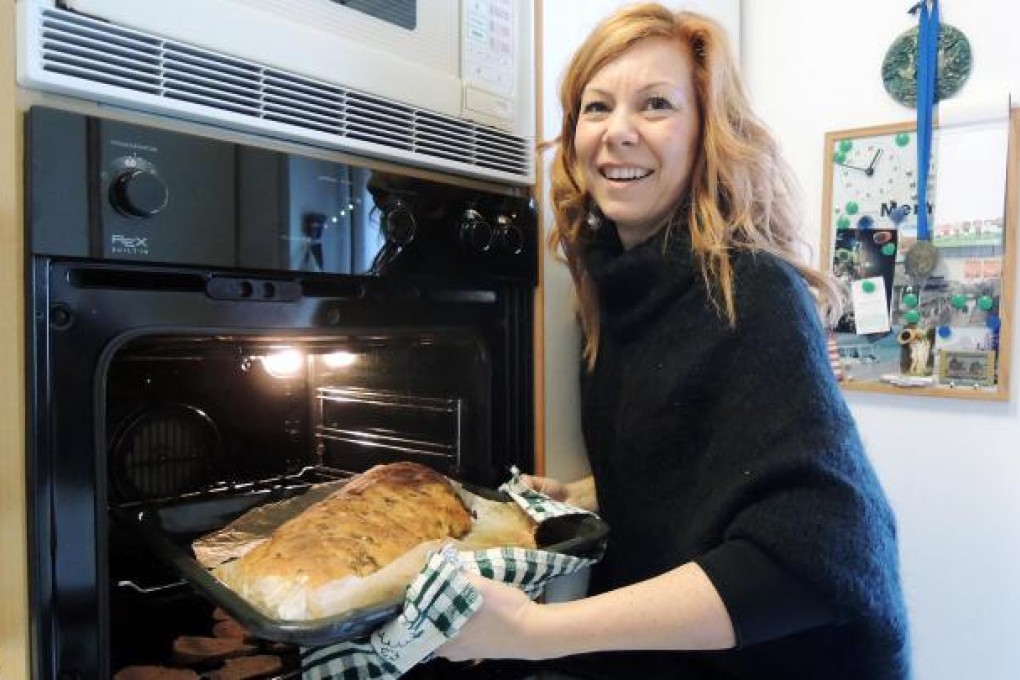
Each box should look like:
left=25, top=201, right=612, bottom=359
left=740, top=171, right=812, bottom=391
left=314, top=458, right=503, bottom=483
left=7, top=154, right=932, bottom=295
left=225, top=462, right=471, bottom=591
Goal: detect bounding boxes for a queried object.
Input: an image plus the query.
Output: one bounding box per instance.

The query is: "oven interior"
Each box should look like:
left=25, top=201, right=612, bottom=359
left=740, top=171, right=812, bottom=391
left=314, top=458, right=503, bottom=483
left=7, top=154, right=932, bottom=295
left=105, top=332, right=489, bottom=503
left=105, top=331, right=491, bottom=674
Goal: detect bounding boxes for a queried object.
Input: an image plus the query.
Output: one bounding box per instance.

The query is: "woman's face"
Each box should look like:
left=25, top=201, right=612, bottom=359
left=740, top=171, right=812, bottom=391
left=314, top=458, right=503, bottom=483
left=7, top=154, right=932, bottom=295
left=575, top=37, right=701, bottom=249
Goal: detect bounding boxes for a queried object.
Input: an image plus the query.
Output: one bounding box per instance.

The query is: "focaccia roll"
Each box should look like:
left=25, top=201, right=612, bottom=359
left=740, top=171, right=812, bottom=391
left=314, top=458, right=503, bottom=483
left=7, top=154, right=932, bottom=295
left=222, top=462, right=472, bottom=593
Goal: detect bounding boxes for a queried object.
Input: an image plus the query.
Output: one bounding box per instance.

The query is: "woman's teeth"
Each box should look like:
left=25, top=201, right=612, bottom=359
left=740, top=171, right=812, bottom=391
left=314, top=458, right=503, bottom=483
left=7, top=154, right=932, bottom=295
left=602, top=167, right=652, bottom=181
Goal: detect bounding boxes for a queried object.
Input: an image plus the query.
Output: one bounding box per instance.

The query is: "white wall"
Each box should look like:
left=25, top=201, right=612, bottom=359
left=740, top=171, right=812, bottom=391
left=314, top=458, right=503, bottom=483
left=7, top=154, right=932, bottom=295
left=742, top=3, right=1020, bottom=679
left=543, top=2, right=1020, bottom=678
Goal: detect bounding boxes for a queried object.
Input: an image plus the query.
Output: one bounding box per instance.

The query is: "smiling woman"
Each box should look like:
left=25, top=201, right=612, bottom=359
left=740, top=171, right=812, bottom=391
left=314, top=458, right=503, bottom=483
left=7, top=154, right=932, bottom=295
left=438, top=3, right=910, bottom=679
left=574, top=37, right=701, bottom=248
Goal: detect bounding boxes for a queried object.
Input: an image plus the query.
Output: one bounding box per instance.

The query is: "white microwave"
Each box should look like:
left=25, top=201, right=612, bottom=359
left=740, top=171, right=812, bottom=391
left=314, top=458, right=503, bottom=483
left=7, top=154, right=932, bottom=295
left=16, top=0, right=535, bottom=185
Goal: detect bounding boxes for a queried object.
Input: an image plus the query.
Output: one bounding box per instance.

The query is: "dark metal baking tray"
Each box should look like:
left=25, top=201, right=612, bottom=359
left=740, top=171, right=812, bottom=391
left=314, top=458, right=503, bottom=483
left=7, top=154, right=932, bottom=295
left=112, top=466, right=609, bottom=647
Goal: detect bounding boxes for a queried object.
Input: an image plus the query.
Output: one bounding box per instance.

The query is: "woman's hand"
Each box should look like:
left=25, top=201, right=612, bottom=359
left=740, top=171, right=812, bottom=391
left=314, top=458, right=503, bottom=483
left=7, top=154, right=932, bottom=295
left=437, top=562, right=735, bottom=662
left=520, top=474, right=598, bottom=512
left=436, top=572, right=543, bottom=661
left=519, top=474, right=570, bottom=501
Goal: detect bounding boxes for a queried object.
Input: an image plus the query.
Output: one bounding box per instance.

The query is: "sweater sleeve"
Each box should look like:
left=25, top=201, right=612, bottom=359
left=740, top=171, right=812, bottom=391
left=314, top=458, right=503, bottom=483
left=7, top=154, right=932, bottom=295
left=709, top=255, right=906, bottom=635
left=696, top=538, right=835, bottom=646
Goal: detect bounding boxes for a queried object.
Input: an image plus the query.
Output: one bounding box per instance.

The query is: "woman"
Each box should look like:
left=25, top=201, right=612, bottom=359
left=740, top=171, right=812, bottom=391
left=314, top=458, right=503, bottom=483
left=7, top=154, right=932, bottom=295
left=439, top=4, right=909, bottom=678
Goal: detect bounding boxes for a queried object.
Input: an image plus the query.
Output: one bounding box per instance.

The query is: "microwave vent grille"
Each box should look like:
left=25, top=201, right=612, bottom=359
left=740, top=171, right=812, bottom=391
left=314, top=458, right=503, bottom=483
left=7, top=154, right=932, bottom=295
left=26, top=5, right=533, bottom=184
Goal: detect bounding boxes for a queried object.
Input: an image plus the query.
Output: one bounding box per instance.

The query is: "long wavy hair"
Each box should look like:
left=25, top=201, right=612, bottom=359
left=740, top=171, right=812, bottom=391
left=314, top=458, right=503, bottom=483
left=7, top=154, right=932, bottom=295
left=546, top=3, right=842, bottom=370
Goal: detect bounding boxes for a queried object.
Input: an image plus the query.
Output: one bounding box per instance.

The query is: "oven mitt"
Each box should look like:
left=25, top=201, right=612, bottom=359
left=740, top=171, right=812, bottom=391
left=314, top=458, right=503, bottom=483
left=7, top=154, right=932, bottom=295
left=299, top=469, right=601, bottom=680
left=498, top=465, right=599, bottom=523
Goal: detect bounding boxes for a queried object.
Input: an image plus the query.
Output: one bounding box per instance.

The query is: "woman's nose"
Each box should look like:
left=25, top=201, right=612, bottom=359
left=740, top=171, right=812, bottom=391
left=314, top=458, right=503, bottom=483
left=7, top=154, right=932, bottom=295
left=604, top=109, right=638, bottom=147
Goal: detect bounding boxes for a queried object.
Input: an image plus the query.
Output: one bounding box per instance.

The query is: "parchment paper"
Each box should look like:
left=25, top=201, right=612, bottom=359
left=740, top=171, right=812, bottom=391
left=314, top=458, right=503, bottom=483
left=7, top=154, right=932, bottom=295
left=192, top=479, right=537, bottom=621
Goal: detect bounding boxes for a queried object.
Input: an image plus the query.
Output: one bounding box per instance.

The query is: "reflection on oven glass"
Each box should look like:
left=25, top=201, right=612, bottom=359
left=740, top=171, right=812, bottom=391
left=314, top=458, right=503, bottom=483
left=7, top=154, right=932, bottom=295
left=328, top=0, right=417, bottom=30
left=285, top=158, right=381, bottom=274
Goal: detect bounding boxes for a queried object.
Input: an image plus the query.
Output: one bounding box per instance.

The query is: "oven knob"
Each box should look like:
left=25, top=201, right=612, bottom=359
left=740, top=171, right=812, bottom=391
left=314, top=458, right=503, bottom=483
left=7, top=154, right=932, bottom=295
left=495, top=214, right=525, bottom=255
left=459, top=208, right=495, bottom=253
left=381, top=199, right=417, bottom=245
left=109, top=169, right=169, bottom=218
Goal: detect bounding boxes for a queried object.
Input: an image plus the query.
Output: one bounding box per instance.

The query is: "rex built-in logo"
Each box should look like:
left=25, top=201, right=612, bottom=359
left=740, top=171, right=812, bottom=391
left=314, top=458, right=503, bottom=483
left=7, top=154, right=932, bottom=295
left=111, top=234, right=150, bottom=256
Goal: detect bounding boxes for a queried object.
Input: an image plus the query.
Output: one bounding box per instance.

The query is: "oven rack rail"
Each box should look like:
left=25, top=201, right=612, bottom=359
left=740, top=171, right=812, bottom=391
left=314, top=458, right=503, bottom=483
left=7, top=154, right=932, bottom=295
left=111, top=464, right=354, bottom=512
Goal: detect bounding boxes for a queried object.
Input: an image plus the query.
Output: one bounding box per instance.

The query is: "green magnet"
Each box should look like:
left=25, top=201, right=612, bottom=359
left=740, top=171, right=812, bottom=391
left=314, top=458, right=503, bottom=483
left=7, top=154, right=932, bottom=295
left=845, top=201, right=859, bottom=215
left=834, top=151, right=847, bottom=164
left=978, top=295, right=994, bottom=311
left=881, top=243, right=896, bottom=256
left=895, top=133, right=911, bottom=146
left=837, top=216, right=852, bottom=230
left=904, top=309, right=921, bottom=324
left=862, top=280, right=876, bottom=293
left=951, top=293, right=967, bottom=309
left=902, top=293, right=918, bottom=308
left=839, top=140, right=853, bottom=153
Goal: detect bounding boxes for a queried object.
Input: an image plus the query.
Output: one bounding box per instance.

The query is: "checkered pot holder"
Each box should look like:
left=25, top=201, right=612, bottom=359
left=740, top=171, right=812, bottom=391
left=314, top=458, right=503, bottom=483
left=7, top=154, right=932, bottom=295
left=299, top=469, right=600, bottom=679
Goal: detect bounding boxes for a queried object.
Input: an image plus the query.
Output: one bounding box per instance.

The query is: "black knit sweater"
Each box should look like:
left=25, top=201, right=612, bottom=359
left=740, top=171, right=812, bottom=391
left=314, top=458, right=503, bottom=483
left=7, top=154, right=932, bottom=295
left=562, top=226, right=910, bottom=679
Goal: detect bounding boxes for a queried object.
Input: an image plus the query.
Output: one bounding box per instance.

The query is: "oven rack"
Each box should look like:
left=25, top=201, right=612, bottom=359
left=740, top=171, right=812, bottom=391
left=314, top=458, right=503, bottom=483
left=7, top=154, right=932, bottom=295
left=112, top=465, right=354, bottom=513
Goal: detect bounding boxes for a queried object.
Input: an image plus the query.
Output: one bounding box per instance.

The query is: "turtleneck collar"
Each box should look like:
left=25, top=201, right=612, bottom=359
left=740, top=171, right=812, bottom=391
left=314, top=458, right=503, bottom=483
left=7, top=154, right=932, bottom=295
left=586, top=222, right=698, bottom=338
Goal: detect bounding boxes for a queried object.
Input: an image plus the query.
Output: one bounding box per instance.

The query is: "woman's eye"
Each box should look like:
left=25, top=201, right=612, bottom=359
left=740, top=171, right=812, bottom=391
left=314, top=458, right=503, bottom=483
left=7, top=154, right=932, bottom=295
left=581, top=101, right=609, bottom=115
left=645, top=96, right=674, bottom=111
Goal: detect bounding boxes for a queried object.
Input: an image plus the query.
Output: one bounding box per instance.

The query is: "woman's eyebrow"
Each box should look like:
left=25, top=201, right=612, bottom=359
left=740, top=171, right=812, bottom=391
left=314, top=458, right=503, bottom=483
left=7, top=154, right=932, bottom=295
left=583, top=81, right=679, bottom=97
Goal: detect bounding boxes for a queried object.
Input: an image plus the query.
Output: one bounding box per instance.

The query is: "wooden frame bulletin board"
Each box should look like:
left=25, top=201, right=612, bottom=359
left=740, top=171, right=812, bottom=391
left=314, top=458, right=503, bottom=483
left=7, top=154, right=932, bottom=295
left=820, top=110, right=1019, bottom=400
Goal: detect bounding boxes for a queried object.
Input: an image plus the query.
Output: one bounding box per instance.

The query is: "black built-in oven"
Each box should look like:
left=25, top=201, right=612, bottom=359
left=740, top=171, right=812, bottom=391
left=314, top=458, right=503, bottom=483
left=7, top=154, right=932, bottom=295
left=24, top=106, right=537, bottom=679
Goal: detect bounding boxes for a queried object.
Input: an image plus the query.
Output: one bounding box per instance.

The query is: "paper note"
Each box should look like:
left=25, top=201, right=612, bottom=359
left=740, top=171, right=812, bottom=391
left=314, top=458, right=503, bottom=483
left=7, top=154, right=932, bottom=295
left=850, top=276, right=891, bottom=334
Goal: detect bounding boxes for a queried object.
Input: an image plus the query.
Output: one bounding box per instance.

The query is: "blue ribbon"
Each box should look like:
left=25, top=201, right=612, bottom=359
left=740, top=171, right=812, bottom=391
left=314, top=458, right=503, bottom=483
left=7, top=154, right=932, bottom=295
left=915, top=0, right=939, bottom=242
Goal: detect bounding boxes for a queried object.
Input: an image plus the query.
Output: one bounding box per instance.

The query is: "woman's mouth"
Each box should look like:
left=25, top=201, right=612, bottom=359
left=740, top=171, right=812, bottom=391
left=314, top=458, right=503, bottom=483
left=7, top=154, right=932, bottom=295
left=600, top=166, right=653, bottom=182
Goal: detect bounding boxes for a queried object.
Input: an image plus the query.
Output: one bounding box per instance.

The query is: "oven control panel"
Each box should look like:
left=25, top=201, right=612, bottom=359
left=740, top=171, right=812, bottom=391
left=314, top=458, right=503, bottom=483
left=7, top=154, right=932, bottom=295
left=26, top=106, right=537, bottom=284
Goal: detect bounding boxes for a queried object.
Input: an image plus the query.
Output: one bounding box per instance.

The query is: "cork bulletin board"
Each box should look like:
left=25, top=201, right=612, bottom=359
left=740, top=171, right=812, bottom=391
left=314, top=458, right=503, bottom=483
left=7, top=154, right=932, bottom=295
left=820, top=110, right=1019, bottom=400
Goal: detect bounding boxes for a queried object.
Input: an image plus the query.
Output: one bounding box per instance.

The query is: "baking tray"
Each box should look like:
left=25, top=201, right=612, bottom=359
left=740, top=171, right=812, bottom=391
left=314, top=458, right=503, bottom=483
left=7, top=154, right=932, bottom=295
left=112, top=466, right=609, bottom=647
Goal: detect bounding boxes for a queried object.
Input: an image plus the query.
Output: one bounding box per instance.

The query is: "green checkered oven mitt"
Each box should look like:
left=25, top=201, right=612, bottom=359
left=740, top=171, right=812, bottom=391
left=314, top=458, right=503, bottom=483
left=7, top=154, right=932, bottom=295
left=498, top=466, right=597, bottom=523
left=299, top=469, right=600, bottom=679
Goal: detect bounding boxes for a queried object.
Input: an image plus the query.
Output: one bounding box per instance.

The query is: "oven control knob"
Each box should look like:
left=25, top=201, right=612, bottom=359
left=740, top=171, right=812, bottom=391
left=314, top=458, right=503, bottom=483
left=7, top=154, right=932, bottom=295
left=381, top=199, right=417, bottom=246
left=109, top=169, right=168, bottom=218
left=459, top=208, right=495, bottom=253
left=495, top=214, right=525, bottom=255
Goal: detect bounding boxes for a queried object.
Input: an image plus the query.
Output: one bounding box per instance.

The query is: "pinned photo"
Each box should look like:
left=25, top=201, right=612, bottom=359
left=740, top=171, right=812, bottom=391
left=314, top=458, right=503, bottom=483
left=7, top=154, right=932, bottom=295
left=938, top=349, right=996, bottom=386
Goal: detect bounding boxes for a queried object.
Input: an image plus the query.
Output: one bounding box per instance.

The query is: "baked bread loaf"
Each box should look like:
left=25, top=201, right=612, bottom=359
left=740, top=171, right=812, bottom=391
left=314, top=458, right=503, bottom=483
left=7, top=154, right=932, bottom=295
left=218, top=462, right=472, bottom=601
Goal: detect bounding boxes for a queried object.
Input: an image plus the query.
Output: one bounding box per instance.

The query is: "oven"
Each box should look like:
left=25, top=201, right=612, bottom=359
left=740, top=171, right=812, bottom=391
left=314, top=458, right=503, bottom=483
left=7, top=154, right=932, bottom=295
left=24, top=105, right=537, bottom=679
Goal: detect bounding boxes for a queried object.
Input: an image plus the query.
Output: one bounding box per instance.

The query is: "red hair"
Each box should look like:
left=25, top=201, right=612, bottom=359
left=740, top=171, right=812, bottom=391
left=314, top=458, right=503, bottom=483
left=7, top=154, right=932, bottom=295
left=545, top=3, right=841, bottom=369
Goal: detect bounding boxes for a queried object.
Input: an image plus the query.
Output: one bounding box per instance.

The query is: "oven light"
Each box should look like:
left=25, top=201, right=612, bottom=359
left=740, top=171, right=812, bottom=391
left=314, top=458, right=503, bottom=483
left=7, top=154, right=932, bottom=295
left=322, top=351, right=358, bottom=368
left=260, top=349, right=305, bottom=378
